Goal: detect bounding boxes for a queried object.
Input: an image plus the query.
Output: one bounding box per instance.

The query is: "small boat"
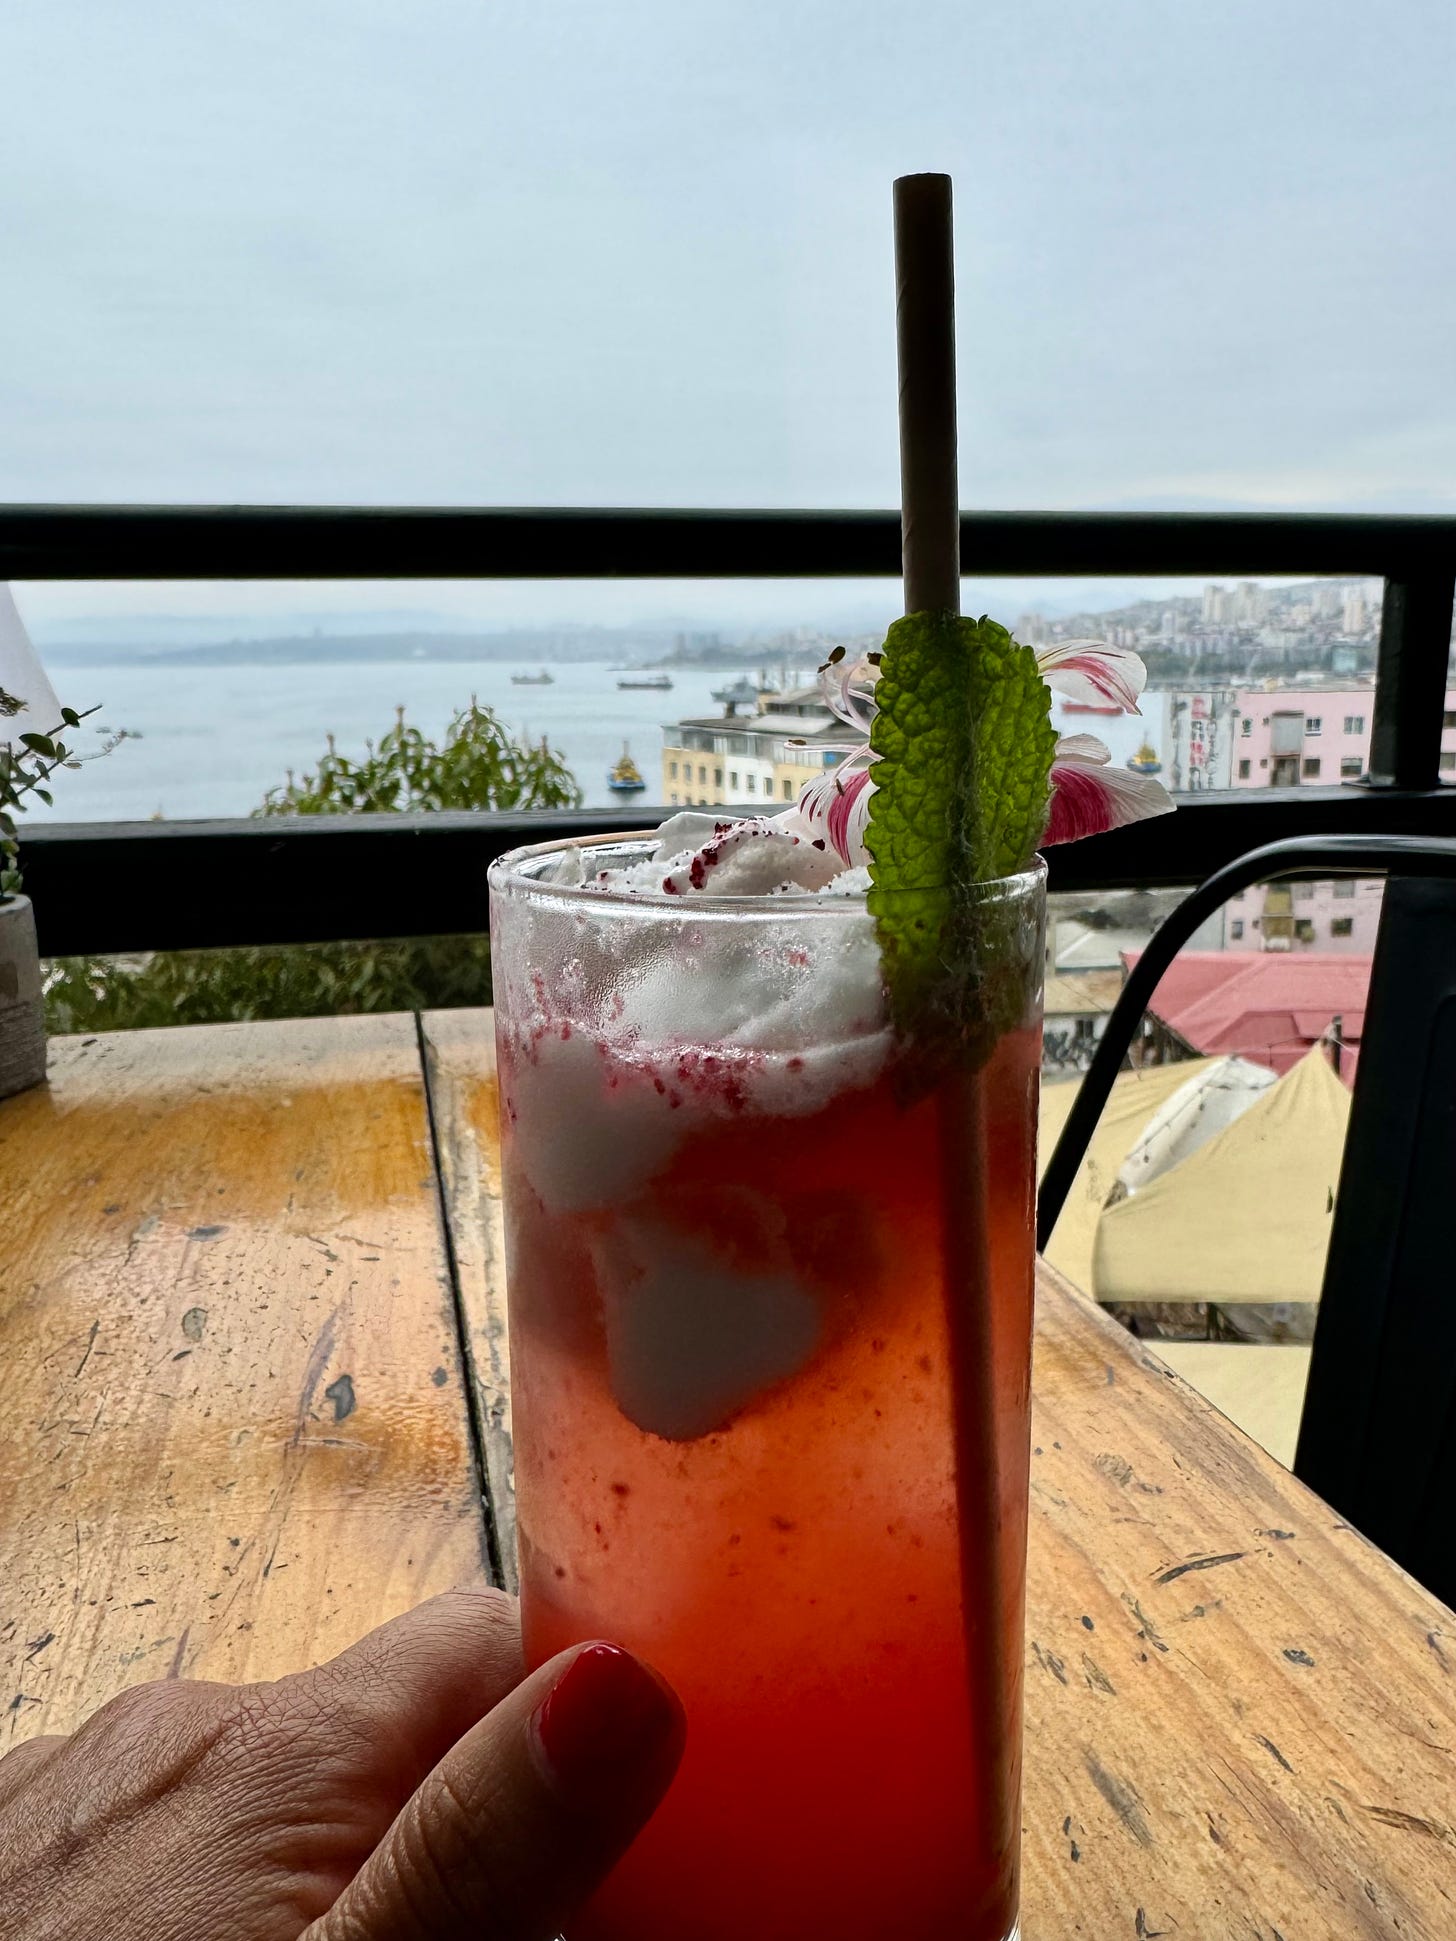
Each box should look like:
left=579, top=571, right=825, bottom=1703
left=1126, top=741, right=1163, bottom=776
left=608, top=745, right=647, bottom=794
left=1061, top=700, right=1121, bottom=716
left=617, top=672, right=673, bottom=691
left=511, top=670, right=554, bottom=686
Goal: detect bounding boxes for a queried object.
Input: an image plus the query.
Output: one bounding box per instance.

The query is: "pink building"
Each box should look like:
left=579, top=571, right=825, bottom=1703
left=1230, top=681, right=1456, bottom=789
left=1222, top=683, right=1456, bottom=953
left=1225, top=874, right=1385, bottom=954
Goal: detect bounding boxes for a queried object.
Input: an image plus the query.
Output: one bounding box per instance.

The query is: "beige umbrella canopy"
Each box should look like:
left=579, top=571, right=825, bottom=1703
left=1091, top=1046, right=1350, bottom=1308
left=0, top=584, right=62, bottom=742
left=1038, top=1057, right=1222, bottom=1296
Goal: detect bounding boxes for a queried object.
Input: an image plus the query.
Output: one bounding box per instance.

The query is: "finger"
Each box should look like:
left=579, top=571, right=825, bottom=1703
left=0, top=1733, right=67, bottom=1804
left=302, top=1641, right=685, bottom=1941
left=270, top=1585, right=525, bottom=1789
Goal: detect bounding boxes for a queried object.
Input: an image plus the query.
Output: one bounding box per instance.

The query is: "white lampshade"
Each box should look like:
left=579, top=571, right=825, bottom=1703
left=0, top=584, right=62, bottom=744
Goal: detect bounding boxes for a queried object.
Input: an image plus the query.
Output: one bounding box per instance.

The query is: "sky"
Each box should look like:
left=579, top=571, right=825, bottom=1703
left=2, top=0, right=1453, bottom=634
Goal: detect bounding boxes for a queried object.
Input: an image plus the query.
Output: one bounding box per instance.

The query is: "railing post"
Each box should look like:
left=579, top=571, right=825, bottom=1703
left=1364, top=574, right=1456, bottom=790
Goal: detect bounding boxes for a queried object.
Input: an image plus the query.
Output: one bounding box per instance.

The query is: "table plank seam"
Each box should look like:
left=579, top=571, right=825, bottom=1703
left=413, top=1009, right=506, bottom=1590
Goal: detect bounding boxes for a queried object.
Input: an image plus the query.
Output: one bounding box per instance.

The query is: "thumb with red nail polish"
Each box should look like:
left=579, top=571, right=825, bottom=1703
left=301, top=1640, right=685, bottom=1941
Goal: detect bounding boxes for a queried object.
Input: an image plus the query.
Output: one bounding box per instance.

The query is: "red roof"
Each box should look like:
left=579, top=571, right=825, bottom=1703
left=1123, top=950, right=1371, bottom=1078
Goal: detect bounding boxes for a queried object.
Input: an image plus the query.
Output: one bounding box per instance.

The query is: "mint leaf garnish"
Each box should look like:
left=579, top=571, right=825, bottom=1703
left=864, top=610, right=1055, bottom=1051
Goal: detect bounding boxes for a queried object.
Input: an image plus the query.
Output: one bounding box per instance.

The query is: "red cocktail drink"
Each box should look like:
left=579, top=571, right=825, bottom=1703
left=491, top=836, right=1043, bottom=1941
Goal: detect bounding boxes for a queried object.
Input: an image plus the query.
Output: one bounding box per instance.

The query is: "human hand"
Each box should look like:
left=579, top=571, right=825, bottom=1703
left=0, top=1586, right=683, bottom=1940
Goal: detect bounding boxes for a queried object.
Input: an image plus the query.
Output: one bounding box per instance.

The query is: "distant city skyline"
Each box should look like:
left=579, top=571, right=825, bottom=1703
left=18, top=571, right=1357, bottom=651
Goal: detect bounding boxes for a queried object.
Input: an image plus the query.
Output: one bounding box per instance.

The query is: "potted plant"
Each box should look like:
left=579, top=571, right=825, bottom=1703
left=0, top=694, right=107, bottom=1098
left=1, top=583, right=110, bottom=1100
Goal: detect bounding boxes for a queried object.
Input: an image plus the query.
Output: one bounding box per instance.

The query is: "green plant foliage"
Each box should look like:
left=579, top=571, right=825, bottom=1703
left=1, top=689, right=102, bottom=898
left=865, top=612, right=1054, bottom=1050
left=257, top=699, right=581, bottom=818
left=44, top=934, right=495, bottom=1033
left=44, top=701, right=583, bottom=1033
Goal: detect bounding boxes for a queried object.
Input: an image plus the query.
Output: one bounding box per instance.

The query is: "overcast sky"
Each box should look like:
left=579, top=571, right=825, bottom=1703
left=3, top=0, right=1453, bottom=630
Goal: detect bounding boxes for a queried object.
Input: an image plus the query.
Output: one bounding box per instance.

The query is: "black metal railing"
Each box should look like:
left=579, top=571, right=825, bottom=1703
left=7, top=505, right=1453, bottom=956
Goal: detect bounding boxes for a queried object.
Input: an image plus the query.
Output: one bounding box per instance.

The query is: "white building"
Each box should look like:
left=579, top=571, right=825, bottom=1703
left=1145, top=684, right=1239, bottom=792
left=1233, top=582, right=1266, bottom=625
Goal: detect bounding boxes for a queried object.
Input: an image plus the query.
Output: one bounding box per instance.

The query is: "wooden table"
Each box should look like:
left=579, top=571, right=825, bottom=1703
left=4, top=1014, right=1454, bottom=1936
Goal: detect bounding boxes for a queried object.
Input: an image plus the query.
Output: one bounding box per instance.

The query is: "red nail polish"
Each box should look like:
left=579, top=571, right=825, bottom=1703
left=532, top=1642, right=685, bottom=1811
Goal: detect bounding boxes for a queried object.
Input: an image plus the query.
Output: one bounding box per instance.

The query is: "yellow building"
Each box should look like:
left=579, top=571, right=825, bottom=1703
left=662, top=684, right=845, bottom=809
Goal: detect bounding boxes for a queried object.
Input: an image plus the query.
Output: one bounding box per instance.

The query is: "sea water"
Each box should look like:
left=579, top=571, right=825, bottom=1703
left=23, top=657, right=1152, bottom=823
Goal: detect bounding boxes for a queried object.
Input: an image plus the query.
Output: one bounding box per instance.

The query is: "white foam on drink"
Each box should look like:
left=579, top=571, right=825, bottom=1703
left=505, top=1029, right=689, bottom=1216
left=592, top=1221, right=821, bottom=1440
left=505, top=816, right=891, bottom=1435
left=508, top=1010, right=889, bottom=1217
left=566, top=815, right=851, bottom=901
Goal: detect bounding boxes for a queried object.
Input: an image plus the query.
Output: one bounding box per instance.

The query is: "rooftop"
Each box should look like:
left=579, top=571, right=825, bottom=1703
left=1126, top=948, right=1371, bottom=1077
left=1043, top=968, right=1126, bottom=1017
left=668, top=710, right=840, bottom=741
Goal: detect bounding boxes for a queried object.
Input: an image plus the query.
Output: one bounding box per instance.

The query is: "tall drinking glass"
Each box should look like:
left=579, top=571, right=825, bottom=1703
left=489, top=834, right=1044, bottom=1941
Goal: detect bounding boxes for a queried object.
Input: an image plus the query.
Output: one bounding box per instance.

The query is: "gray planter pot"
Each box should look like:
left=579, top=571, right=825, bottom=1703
left=0, top=894, right=46, bottom=1100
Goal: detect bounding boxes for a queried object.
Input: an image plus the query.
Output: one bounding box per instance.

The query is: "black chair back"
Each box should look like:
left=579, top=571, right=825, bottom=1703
left=1037, top=837, right=1456, bottom=1605
left=1296, top=874, right=1456, bottom=1607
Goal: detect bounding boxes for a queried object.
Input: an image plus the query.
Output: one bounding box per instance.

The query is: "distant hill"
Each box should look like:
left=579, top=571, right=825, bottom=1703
left=42, top=627, right=682, bottom=668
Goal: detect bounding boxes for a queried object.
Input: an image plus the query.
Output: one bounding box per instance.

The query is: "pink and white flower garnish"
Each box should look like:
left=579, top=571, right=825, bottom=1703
left=779, top=634, right=1174, bottom=864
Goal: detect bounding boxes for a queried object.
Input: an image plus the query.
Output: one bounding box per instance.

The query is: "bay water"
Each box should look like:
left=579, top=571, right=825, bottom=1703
left=25, top=657, right=1151, bottom=823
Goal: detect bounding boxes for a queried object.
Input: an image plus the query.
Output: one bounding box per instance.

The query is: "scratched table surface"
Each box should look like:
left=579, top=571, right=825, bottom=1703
left=4, top=1012, right=1454, bottom=1939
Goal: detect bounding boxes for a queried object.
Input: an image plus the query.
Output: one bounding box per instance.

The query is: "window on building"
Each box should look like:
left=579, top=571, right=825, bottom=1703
left=1306, top=716, right=1322, bottom=734
left=1237, top=759, right=1251, bottom=778
left=669, top=760, right=679, bottom=779
left=1441, top=751, right=1456, bottom=772
left=1303, top=757, right=1322, bottom=778
left=1260, top=758, right=1269, bottom=769
left=1230, top=919, right=1244, bottom=939
left=729, top=770, right=739, bottom=790
left=1444, top=710, right=1456, bottom=730
left=1331, top=917, right=1355, bottom=938
left=1340, top=756, right=1363, bottom=779
left=1343, top=715, right=1365, bottom=734
left=1294, top=882, right=1314, bottom=903
left=698, top=764, right=707, bottom=783
left=669, top=791, right=679, bottom=805
left=746, top=774, right=757, bottom=792
left=1333, top=880, right=1357, bottom=899
left=1241, top=718, right=1252, bottom=736
left=1295, top=919, right=1316, bottom=943
left=1261, top=716, right=1270, bottom=726
left=782, top=778, right=793, bottom=800
left=1251, top=918, right=1261, bottom=930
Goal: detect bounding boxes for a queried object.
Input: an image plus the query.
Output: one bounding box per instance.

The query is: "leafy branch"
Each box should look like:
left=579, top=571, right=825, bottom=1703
left=1, top=694, right=110, bottom=898
left=45, top=699, right=582, bottom=1033
left=256, top=699, right=581, bottom=817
